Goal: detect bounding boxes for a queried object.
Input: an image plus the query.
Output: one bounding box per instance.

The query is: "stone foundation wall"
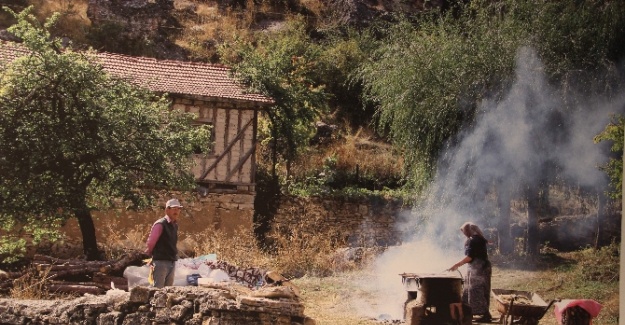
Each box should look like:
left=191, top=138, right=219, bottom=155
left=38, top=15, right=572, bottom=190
left=0, top=285, right=312, bottom=325
left=272, top=196, right=408, bottom=247
left=61, top=193, right=255, bottom=243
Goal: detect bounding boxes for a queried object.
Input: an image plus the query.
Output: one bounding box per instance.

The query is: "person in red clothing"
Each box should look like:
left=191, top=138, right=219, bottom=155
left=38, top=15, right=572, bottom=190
left=145, top=198, right=183, bottom=288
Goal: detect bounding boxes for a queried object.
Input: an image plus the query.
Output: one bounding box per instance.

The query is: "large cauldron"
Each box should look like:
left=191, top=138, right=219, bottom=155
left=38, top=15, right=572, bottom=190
left=400, top=272, right=471, bottom=325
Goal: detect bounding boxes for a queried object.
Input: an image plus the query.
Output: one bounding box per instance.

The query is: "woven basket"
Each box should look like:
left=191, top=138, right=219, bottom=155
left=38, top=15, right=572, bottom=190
left=492, top=289, right=549, bottom=318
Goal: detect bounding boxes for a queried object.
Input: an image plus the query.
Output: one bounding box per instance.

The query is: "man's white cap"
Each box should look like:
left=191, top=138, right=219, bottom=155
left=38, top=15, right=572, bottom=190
left=166, top=198, right=183, bottom=208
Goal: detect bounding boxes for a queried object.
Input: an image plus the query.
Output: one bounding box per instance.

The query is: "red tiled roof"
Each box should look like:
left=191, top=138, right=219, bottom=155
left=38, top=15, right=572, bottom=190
left=0, top=41, right=274, bottom=105
left=0, top=41, right=29, bottom=61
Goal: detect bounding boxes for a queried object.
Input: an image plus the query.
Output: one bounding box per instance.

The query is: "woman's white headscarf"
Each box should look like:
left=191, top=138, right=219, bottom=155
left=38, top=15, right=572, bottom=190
left=460, top=222, right=486, bottom=240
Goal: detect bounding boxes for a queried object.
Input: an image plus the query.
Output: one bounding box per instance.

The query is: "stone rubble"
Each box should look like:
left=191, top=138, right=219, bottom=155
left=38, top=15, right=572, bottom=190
left=0, top=285, right=313, bottom=325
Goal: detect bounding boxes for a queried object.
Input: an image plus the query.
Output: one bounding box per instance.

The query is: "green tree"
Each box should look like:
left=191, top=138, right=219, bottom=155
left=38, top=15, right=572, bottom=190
left=355, top=6, right=526, bottom=189
left=529, top=0, right=625, bottom=80
left=218, top=17, right=328, bottom=179
left=355, top=0, right=625, bottom=190
left=0, top=7, right=210, bottom=261
left=594, top=115, right=624, bottom=200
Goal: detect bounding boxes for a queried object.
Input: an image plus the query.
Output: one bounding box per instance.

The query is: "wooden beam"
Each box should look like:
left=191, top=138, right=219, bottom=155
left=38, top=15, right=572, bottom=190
left=199, top=118, right=253, bottom=180
left=225, top=144, right=255, bottom=182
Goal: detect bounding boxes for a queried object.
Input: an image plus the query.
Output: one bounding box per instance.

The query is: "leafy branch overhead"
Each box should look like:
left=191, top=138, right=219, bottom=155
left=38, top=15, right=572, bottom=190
left=0, top=6, right=211, bottom=261
left=218, top=18, right=329, bottom=177
left=594, top=115, right=624, bottom=200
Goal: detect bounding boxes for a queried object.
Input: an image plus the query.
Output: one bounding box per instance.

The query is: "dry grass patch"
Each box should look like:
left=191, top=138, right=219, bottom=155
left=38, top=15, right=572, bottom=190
left=97, top=212, right=366, bottom=278
left=99, top=222, right=149, bottom=260
left=293, top=271, right=382, bottom=325
left=176, top=6, right=252, bottom=60
left=288, top=129, right=404, bottom=189
left=10, top=266, right=52, bottom=299
left=186, top=227, right=271, bottom=269
left=28, top=0, right=91, bottom=42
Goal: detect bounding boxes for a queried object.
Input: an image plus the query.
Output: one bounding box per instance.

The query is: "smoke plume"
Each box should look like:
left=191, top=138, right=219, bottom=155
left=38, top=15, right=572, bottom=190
left=352, top=47, right=625, bottom=320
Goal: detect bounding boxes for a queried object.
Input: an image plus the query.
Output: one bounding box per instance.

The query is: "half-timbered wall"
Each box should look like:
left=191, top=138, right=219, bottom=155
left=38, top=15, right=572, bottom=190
left=172, top=95, right=258, bottom=193
left=60, top=96, right=262, bottom=239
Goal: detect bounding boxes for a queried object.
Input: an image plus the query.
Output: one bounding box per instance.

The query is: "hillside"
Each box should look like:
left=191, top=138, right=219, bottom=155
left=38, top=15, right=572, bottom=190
left=0, top=0, right=431, bottom=60
left=0, top=4, right=622, bottom=324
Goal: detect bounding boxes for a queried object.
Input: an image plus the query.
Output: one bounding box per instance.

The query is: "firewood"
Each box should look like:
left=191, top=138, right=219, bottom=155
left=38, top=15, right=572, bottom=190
left=46, top=283, right=106, bottom=295
left=92, top=273, right=129, bottom=290
left=28, top=251, right=145, bottom=294
left=93, top=282, right=128, bottom=291
left=36, top=264, right=102, bottom=272
left=99, top=250, right=146, bottom=275
left=45, top=265, right=104, bottom=278
left=33, top=251, right=145, bottom=278
left=33, top=254, right=109, bottom=265
left=0, top=279, right=13, bottom=291
left=0, top=270, right=24, bottom=279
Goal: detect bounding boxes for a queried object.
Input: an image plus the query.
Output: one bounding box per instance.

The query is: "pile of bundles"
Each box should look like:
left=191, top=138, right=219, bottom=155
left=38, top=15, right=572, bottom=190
left=0, top=251, right=146, bottom=295
left=124, top=255, right=299, bottom=299
left=124, top=254, right=265, bottom=289
left=0, top=252, right=298, bottom=299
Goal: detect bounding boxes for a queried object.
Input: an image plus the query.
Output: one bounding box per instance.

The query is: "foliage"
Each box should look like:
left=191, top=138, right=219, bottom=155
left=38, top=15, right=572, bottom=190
left=593, top=115, right=624, bottom=199
left=283, top=134, right=409, bottom=200
left=527, top=0, right=625, bottom=80
left=0, top=7, right=211, bottom=261
left=316, top=31, right=374, bottom=128
left=218, top=17, right=329, bottom=177
left=493, top=243, right=620, bottom=324
left=355, top=6, right=526, bottom=190
left=10, top=266, right=52, bottom=299
left=353, top=0, right=625, bottom=193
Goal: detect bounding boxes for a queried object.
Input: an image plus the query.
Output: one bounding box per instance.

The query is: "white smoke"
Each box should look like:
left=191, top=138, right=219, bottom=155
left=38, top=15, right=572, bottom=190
left=352, top=47, right=625, bottom=320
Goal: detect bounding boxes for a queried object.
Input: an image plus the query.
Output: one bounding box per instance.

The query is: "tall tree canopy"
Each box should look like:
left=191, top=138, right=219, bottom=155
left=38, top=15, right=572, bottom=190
left=218, top=18, right=329, bottom=178
left=356, top=0, right=625, bottom=190
left=0, top=7, right=211, bottom=261
left=594, top=115, right=625, bottom=200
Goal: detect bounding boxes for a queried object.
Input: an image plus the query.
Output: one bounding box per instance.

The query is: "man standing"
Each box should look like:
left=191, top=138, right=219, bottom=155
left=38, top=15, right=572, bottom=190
left=145, top=198, right=182, bottom=288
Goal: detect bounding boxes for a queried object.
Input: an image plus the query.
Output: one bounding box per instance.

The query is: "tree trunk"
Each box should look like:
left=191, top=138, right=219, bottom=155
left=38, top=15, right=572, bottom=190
left=75, top=206, right=102, bottom=261
left=618, top=133, right=625, bottom=325
left=496, top=187, right=513, bottom=255
left=595, top=192, right=604, bottom=249
left=526, top=185, right=540, bottom=255
left=269, top=114, right=278, bottom=179
left=47, top=283, right=105, bottom=295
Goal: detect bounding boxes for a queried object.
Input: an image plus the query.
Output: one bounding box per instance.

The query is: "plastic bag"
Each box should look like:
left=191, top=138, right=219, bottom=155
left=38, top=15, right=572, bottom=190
left=123, top=265, right=150, bottom=289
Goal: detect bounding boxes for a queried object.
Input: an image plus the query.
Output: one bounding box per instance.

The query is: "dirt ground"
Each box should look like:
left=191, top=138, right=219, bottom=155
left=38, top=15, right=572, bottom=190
left=293, top=267, right=564, bottom=325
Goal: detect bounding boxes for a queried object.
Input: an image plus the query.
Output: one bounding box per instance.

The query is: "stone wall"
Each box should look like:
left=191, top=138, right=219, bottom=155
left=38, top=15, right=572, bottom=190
left=272, top=196, right=408, bottom=247
left=61, top=192, right=255, bottom=244
left=0, top=285, right=313, bottom=325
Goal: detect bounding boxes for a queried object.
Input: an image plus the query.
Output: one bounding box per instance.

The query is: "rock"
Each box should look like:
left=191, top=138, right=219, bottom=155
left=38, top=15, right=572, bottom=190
left=129, top=286, right=156, bottom=304
left=86, top=0, right=189, bottom=60
left=0, top=285, right=309, bottom=324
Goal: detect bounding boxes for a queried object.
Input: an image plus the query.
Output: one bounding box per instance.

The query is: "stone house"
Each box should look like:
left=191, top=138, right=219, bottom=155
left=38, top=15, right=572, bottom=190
left=0, top=42, right=274, bottom=239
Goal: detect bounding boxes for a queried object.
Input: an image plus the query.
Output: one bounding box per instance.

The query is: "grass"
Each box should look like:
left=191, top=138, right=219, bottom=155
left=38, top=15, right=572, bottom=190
left=92, top=216, right=623, bottom=325
left=276, top=129, right=408, bottom=201
left=294, top=271, right=384, bottom=325
left=3, top=208, right=620, bottom=325
left=9, top=266, right=52, bottom=299
left=292, top=244, right=619, bottom=325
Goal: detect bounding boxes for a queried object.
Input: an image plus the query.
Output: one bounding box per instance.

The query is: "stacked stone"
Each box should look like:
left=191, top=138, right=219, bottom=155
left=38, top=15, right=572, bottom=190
left=275, top=196, right=406, bottom=247
left=0, top=285, right=312, bottom=325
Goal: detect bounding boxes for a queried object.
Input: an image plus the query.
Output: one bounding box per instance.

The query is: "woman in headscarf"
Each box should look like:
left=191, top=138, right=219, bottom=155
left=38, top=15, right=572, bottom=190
left=448, top=222, right=492, bottom=323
